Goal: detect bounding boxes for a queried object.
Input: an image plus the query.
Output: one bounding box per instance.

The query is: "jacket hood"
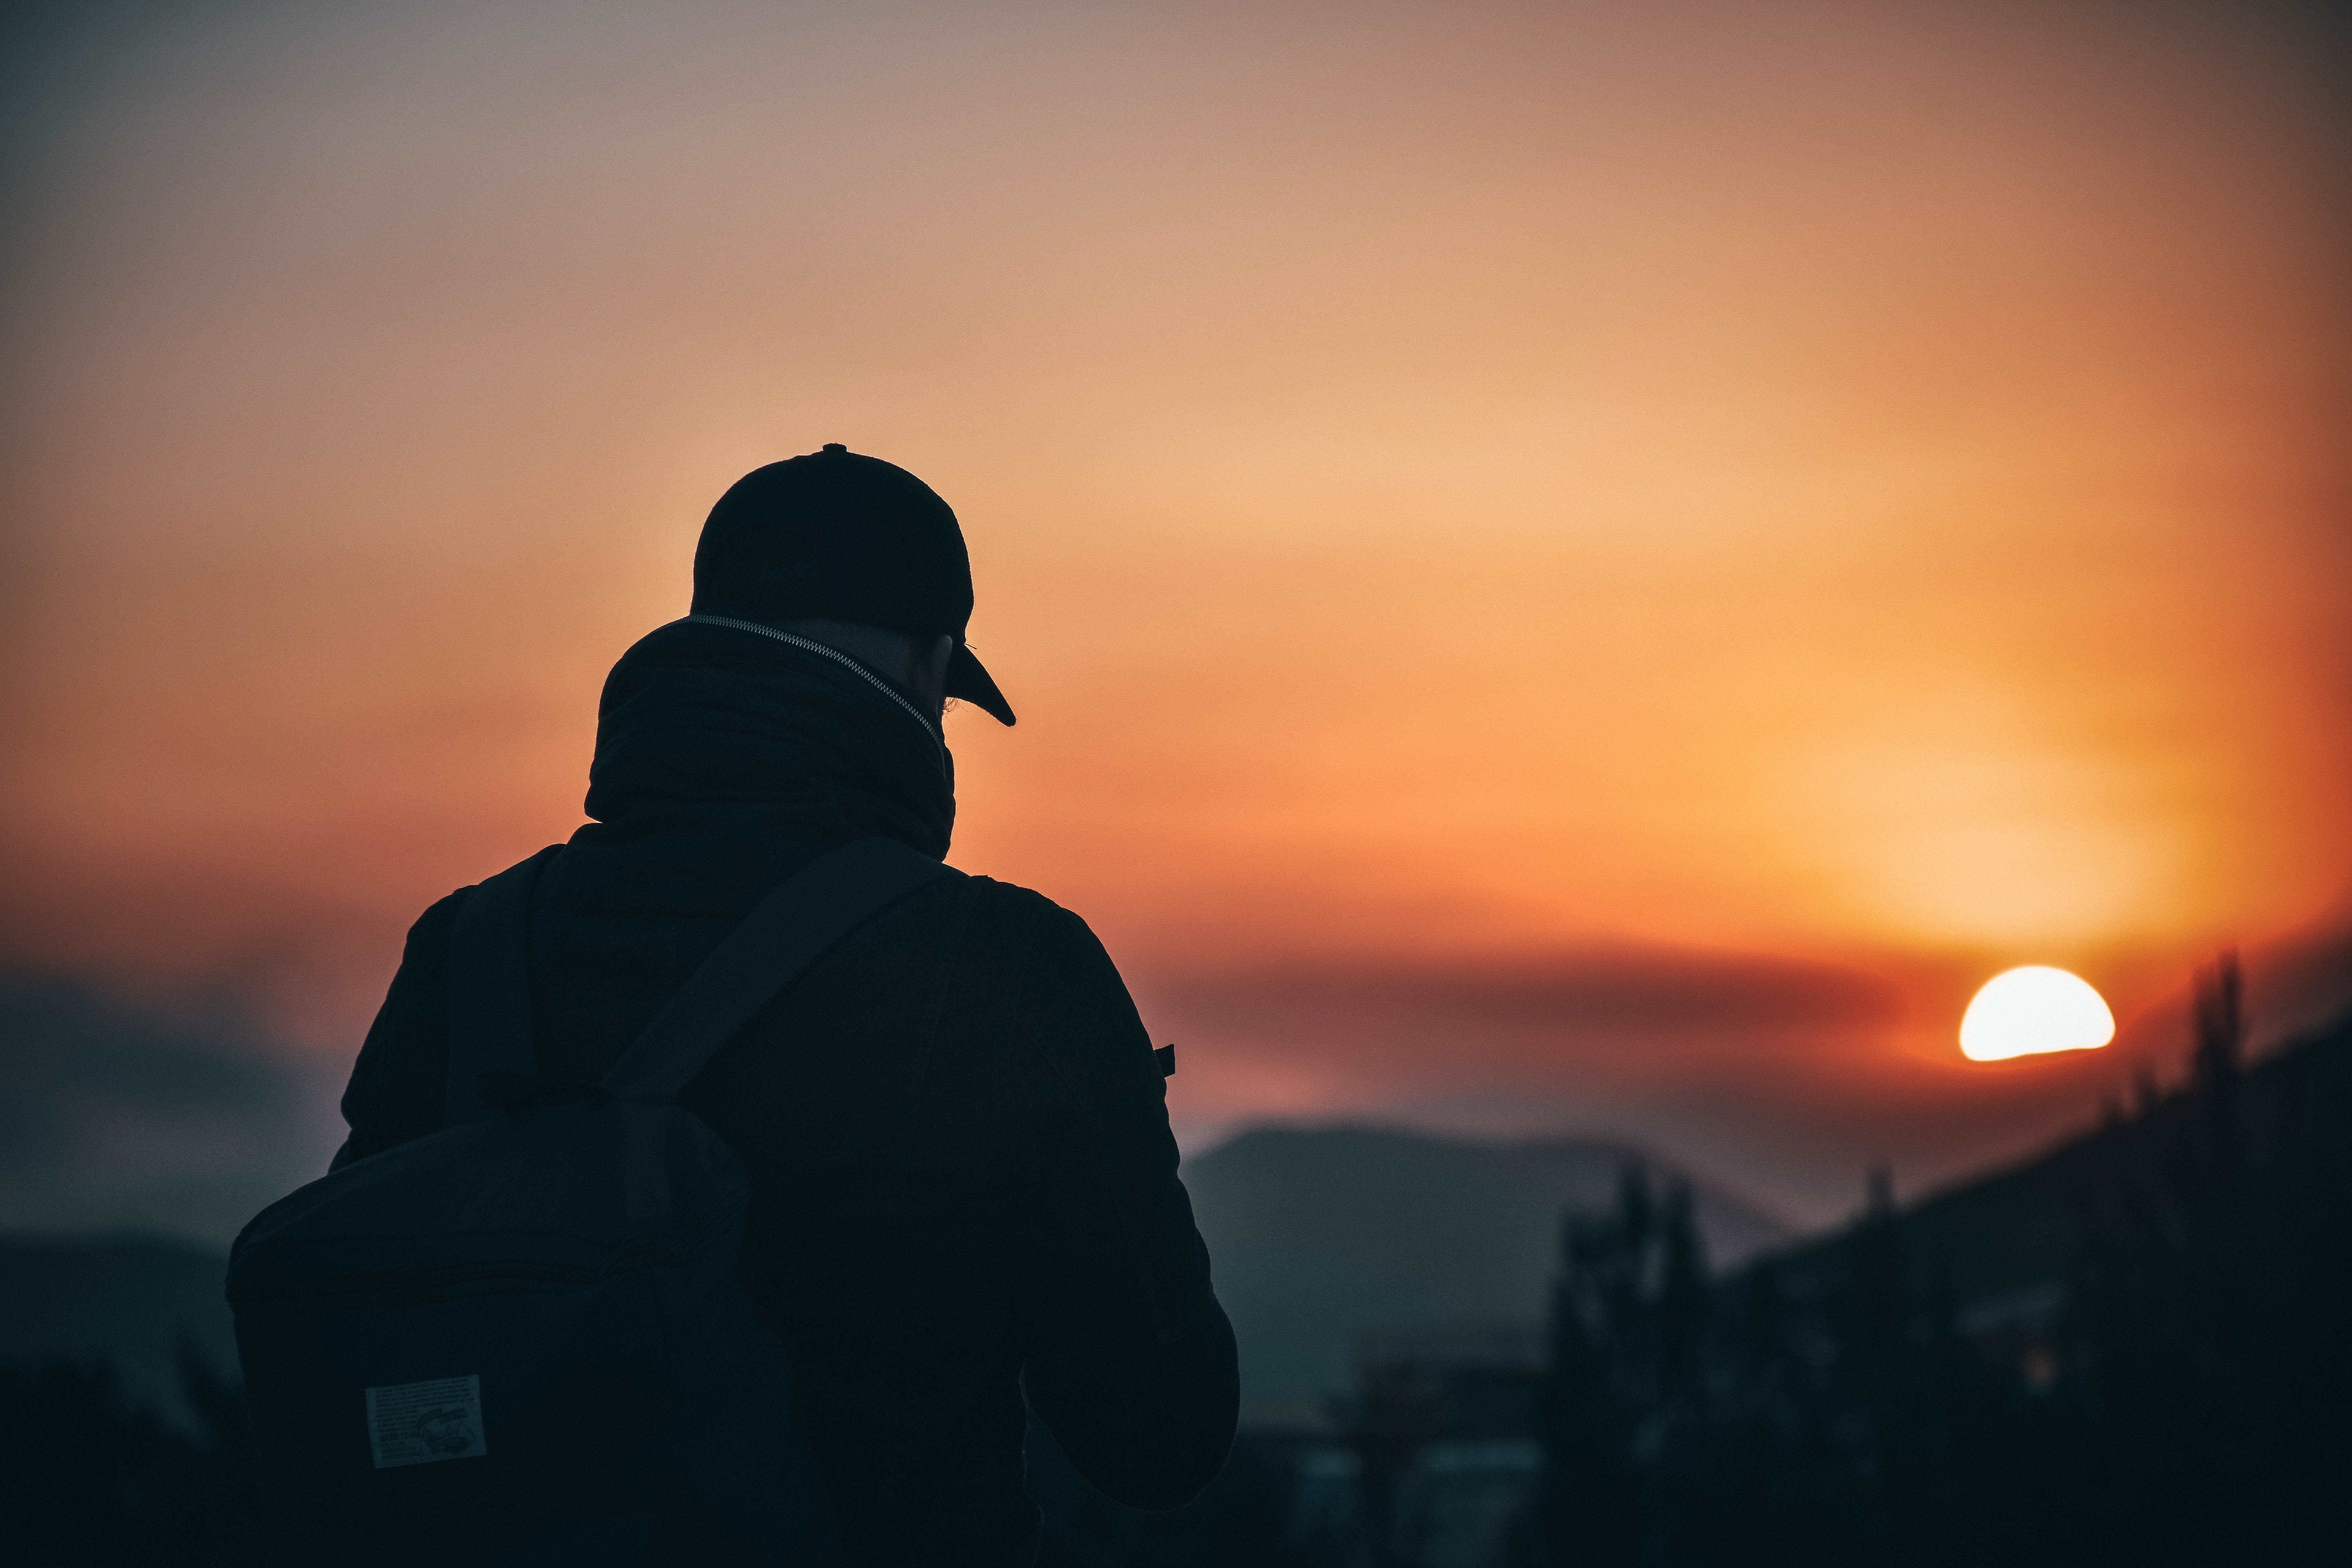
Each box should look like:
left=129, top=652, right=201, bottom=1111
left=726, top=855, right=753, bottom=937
left=563, top=619, right=955, bottom=915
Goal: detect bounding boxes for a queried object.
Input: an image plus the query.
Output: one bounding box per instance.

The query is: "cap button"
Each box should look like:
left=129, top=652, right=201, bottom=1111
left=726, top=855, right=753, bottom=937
left=820, top=443, right=848, bottom=454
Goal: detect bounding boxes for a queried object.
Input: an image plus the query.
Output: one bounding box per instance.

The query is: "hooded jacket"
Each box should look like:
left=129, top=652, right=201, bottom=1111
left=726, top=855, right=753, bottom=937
left=333, top=619, right=1239, bottom=1566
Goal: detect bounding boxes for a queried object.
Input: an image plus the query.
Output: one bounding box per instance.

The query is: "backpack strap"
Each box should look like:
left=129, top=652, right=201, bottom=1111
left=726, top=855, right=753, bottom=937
left=443, top=845, right=564, bottom=1127
left=599, top=836, right=964, bottom=1105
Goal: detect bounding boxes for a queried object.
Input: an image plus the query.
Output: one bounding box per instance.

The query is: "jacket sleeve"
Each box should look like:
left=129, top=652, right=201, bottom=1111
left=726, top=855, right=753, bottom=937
left=331, top=891, right=465, bottom=1169
left=1009, top=903, right=1239, bottom=1510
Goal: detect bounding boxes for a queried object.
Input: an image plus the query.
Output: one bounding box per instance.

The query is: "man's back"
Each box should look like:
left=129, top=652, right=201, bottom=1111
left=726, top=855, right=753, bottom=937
left=335, top=618, right=1238, bottom=1564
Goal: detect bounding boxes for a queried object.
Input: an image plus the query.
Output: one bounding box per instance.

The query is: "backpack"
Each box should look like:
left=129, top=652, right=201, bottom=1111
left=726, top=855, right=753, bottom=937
left=226, top=835, right=960, bottom=1565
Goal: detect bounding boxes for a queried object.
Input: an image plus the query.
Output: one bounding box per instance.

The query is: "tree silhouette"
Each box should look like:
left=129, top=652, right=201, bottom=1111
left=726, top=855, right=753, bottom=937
left=1518, top=964, right=2352, bottom=1568
left=0, top=1351, right=262, bottom=1567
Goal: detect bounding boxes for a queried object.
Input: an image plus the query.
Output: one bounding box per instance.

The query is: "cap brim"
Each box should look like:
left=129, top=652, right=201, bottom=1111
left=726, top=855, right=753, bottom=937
left=946, top=642, right=1015, bottom=726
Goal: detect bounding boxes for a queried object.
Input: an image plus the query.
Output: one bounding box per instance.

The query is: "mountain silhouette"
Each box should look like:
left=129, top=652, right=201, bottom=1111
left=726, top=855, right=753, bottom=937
left=1182, top=1125, right=1789, bottom=1414
left=0, top=1232, right=236, bottom=1435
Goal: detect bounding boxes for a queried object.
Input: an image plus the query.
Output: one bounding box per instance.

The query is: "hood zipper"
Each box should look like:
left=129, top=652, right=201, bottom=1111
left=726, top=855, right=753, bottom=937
left=682, top=615, right=948, bottom=772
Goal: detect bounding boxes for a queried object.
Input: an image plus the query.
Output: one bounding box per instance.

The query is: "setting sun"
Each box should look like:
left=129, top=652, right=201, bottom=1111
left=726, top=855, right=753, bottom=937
left=1959, top=967, right=2117, bottom=1062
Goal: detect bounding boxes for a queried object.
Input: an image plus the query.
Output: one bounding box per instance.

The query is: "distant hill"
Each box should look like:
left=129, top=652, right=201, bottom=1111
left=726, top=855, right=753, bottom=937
left=0, top=971, right=341, bottom=1245
left=1750, top=1000, right=2352, bottom=1325
left=0, top=1232, right=235, bottom=1435
left=1183, top=1126, right=1790, bottom=1416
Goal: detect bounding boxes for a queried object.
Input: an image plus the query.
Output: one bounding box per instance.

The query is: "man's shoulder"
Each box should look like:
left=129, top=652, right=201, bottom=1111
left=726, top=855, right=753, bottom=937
left=949, top=875, right=1138, bottom=1010
left=956, top=873, right=1100, bottom=944
left=410, top=846, right=558, bottom=946
left=408, top=887, right=471, bottom=943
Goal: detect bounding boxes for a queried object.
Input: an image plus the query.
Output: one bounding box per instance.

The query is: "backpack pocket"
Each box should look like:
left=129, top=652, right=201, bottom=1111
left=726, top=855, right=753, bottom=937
left=234, top=1232, right=690, bottom=1549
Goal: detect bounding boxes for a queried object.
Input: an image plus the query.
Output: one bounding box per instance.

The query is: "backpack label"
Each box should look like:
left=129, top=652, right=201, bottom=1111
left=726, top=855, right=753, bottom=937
left=365, top=1375, right=487, bottom=1468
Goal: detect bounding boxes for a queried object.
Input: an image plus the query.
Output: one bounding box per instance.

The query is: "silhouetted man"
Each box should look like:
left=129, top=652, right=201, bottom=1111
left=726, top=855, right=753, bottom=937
left=333, top=445, right=1239, bottom=1564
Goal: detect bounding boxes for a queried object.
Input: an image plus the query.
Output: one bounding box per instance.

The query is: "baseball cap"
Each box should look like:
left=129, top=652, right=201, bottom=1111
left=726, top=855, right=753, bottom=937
left=690, top=444, right=1015, bottom=725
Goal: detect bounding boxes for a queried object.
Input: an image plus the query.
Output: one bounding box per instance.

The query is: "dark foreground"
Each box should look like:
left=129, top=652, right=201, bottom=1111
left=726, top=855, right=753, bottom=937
left=7, top=978, right=2347, bottom=1567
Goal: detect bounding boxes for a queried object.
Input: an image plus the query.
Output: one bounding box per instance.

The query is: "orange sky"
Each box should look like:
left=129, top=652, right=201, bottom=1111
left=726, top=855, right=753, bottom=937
left=4, top=0, right=2347, bottom=1223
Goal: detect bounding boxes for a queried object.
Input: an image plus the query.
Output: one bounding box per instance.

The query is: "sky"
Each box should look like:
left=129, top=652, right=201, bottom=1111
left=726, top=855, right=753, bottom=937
left=3, top=0, right=2348, bottom=1233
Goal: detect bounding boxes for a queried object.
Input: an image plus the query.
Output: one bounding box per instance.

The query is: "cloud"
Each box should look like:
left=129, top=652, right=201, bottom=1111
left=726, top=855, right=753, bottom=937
left=1152, top=945, right=1906, bottom=1101
left=1149, top=933, right=2352, bottom=1229
left=0, top=971, right=345, bottom=1245
left=1179, top=946, right=1900, bottom=1036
